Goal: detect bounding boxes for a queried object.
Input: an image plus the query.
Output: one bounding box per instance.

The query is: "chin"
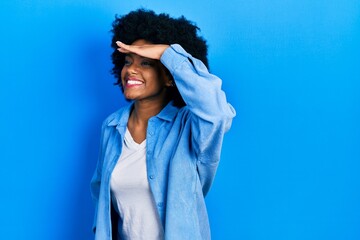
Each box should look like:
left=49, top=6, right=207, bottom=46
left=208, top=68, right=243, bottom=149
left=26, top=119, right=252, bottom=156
left=124, top=96, right=135, bottom=101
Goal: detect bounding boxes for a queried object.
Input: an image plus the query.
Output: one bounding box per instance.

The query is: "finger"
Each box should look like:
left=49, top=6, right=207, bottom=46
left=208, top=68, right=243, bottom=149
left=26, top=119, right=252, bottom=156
left=116, top=41, right=125, bottom=47
left=117, top=48, right=130, bottom=53
left=116, top=41, right=133, bottom=51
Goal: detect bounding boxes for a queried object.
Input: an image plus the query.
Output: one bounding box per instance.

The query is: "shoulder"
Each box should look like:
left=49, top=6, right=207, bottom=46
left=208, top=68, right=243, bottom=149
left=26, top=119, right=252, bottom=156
left=102, top=104, right=132, bottom=129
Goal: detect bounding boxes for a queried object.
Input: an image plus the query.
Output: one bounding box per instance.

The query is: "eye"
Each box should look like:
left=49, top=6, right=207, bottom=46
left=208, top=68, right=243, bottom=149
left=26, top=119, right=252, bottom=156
left=124, top=59, right=132, bottom=66
left=141, top=59, right=154, bottom=67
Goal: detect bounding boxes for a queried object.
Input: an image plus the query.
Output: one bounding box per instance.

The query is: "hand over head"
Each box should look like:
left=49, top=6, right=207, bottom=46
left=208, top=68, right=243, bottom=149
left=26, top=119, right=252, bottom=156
left=116, top=40, right=169, bottom=60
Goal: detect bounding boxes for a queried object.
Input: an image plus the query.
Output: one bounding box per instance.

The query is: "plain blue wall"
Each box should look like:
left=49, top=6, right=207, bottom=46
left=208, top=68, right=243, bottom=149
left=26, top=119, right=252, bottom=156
left=1, top=0, right=359, bottom=239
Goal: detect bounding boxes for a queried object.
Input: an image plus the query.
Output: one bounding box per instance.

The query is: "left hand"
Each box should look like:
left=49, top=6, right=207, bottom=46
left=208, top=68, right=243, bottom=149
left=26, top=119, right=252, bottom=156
left=116, top=41, right=169, bottom=60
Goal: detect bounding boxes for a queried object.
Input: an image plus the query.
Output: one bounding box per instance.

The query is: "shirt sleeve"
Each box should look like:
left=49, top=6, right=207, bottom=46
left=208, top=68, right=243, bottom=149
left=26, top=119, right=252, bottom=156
left=90, top=120, right=107, bottom=233
left=160, top=44, right=236, bottom=195
left=160, top=44, right=235, bottom=123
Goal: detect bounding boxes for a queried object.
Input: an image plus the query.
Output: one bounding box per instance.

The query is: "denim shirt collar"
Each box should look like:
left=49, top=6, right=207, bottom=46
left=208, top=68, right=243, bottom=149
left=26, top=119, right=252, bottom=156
left=156, top=101, right=179, bottom=122
left=106, top=101, right=179, bottom=127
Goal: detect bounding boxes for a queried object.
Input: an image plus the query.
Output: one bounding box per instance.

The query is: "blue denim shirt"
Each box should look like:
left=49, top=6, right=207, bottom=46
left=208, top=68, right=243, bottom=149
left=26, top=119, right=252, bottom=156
left=91, top=44, right=236, bottom=240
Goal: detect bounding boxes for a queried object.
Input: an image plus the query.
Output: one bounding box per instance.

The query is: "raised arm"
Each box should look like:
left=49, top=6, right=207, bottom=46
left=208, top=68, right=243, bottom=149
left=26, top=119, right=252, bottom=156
left=160, top=44, right=236, bottom=194
left=160, top=44, right=235, bottom=122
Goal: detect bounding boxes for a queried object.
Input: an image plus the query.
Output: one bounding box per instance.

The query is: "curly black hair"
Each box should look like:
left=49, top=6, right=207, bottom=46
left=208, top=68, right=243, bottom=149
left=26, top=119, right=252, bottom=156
left=110, top=9, right=209, bottom=106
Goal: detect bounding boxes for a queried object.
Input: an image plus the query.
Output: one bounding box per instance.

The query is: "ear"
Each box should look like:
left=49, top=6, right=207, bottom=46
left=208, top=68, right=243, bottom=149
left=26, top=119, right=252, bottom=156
left=160, top=64, right=174, bottom=87
left=165, top=79, right=173, bottom=87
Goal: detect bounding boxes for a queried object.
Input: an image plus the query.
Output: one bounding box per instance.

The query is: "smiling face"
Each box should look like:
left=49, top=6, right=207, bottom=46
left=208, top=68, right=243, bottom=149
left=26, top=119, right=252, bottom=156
left=120, top=39, right=172, bottom=103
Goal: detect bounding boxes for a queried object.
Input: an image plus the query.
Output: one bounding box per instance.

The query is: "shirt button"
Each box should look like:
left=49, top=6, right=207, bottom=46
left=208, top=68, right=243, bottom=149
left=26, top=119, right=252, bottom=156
left=149, top=175, right=155, bottom=180
left=149, top=130, right=154, bottom=136
left=157, top=202, right=163, bottom=207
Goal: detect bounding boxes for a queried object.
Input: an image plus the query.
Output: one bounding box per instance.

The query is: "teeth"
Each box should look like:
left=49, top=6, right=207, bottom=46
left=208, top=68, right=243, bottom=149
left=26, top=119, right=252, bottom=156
left=127, top=80, right=143, bottom=85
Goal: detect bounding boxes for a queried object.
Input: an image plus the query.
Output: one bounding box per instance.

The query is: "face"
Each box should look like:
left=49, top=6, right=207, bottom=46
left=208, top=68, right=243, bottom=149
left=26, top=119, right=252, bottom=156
left=120, top=39, right=171, bottom=102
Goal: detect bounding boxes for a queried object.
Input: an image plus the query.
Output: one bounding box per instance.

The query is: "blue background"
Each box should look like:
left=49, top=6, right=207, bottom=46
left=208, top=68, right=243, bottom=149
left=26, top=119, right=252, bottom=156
left=1, top=0, right=359, bottom=239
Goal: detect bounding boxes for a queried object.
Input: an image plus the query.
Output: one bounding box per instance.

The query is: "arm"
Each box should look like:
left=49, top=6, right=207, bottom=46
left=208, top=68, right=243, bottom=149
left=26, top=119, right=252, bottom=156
left=161, top=44, right=236, bottom=195
left=90, top=167, right=100, bottom=233
left=90, top=121, right=107, bottom=233
left=160, top=44, right=235, bottom=123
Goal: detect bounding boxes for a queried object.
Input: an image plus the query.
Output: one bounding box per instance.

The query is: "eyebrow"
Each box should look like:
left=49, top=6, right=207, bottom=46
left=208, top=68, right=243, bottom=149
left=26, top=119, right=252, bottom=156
left=125, top=53, right=157, bottom=62
left=125, top=54, right=153, bottom=61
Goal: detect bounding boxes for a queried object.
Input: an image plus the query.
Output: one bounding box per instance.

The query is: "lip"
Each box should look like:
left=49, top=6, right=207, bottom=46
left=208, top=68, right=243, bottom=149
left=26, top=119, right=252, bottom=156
left=124, top=77, right=144, bottom=88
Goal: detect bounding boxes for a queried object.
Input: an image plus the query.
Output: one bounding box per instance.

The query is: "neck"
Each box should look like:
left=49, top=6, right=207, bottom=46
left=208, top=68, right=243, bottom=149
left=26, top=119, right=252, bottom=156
left=130, top=95, right=170, bottom=127
left=127, top=98, right=169, bottom=144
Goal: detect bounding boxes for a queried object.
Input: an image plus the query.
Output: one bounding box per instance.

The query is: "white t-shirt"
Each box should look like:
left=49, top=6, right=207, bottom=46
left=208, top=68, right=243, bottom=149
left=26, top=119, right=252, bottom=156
left=110, top=128, right=164, bottom=240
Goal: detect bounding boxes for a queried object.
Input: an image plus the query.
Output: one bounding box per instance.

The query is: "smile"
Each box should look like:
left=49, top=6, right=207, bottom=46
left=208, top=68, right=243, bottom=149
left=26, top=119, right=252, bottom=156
left=125, top=79, right=144, bottom=88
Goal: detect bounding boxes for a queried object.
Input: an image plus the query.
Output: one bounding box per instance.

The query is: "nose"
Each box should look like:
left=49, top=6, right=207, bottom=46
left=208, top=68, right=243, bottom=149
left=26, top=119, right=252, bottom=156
left=126, top=62, right=139, bottom=75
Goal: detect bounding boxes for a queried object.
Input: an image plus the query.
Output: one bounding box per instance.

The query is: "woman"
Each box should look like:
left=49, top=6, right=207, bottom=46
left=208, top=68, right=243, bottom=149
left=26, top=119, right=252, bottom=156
left=91, top=9, right=236, bottom=240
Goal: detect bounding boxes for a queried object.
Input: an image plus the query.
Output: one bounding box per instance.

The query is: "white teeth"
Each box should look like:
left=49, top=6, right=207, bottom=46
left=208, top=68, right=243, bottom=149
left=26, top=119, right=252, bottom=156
left=127, top=80, right=143, bottom=85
